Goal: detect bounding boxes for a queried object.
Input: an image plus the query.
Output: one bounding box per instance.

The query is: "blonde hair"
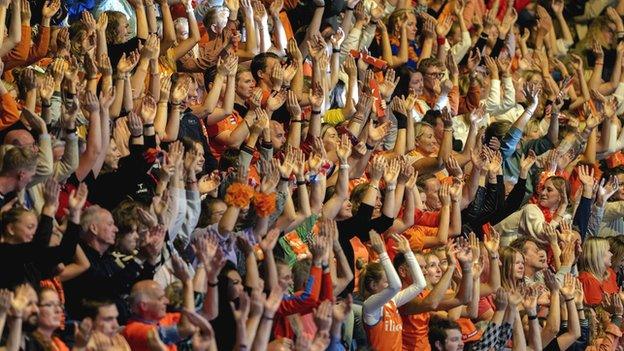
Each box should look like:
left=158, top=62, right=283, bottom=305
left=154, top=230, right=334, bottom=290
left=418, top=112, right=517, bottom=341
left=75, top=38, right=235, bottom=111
left=500, top=246, right=523, bottom=289
left=359, top=261, right=384, bottom=299
left=580, top=237, right=611, bottom=280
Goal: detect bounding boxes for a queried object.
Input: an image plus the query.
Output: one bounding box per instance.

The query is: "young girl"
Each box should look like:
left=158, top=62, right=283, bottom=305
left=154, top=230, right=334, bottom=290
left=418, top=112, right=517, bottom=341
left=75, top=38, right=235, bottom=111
left=360, top=230, right=426, bottom=350
left=579, top=237, right=618, bottom=306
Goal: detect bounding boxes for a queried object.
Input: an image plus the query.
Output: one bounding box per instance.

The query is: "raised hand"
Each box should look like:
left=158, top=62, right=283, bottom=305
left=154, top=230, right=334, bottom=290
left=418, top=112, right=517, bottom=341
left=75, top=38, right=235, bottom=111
left=313, top=300, right=333, bottom=334
left=336, top=133, right=352, bottom=164
left=391, top=233, right=411, bottom=254
left=369, top=230, right=386, bottom=254
left=383, top=157, right=400, bottom=186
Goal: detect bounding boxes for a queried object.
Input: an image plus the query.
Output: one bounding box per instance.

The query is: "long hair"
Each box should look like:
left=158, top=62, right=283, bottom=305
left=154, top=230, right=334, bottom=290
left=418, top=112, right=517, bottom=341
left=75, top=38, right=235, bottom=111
left=580, top=237, right=611, bottom=280
left=500, top=246, right=523, bottom=290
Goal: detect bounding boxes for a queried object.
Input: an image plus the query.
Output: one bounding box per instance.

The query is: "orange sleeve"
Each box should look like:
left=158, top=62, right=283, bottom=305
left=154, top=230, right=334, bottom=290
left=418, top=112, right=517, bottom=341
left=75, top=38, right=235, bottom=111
left=448, top=85, right=460, bottom=116
left=3, top=25, right=31, bottom=70
left=597, top=323, right=622, bottom=351
left=403, top=226, right=425, bottom=252
left=0, top=93, right=21, bottom=131
left=29, top=25, right=50, bottom=63
left=458, top=84, right=482, bottom=115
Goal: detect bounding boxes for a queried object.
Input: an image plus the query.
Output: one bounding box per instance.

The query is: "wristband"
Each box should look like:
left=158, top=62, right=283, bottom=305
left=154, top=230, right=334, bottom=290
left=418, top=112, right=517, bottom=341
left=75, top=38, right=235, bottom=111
left=143, top=123, right=154, bottom=128
left=332, top=48, right=340, bottom=53
left=346, top=5, right=354, bottom=10
left=565, top=297, right=575, bottom=302
left=339, top=164, right=350, bottom=170
left=280, top=176, right=290, bottom=182
left=315, top=4, right=325, bottom=8
left=262, top=315, right=274, bottom=320
left=208, top=281, right=218, bottom=287
left=312, top=110, right=322, bottom=115
left=42, top=102, right=52, bottom=108
left=65, top=127, right=77, bottom=134
left=395, top=112, right=408, bottom=129
left=528, top=315, right=537, bottom=320
left=296, top=179, right=306, bottom=186
left=437, top=36, right=446, bottom=46
left=386, top=184, right=396, bottom=191
left=365, top=142, right=375, bottom=150
left=131, top=133, right=143, bottom=138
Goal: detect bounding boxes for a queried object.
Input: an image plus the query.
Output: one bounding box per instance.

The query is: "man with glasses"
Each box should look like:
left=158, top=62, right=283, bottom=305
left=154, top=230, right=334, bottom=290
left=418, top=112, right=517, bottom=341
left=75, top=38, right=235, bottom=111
left=418, top=58, right=458, bottom=116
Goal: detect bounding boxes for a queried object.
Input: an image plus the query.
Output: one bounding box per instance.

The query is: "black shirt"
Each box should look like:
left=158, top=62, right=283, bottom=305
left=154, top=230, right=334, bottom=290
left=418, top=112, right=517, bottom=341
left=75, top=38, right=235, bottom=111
left=0, top=216, right=79, bottom=289
left=63, top=242, right=156, bottom=323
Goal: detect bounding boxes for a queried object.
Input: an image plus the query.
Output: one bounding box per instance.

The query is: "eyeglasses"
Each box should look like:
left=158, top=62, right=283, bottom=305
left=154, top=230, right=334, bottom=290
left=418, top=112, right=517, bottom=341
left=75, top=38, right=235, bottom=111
left=424, top=72, right=445, bottom=79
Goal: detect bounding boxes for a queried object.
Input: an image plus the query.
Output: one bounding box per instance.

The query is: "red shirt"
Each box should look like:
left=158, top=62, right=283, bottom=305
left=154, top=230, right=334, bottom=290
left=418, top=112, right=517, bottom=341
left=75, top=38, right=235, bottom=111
left=122, top=313, right=181, bottom=351
left=579, top=268, right=619, bottom=306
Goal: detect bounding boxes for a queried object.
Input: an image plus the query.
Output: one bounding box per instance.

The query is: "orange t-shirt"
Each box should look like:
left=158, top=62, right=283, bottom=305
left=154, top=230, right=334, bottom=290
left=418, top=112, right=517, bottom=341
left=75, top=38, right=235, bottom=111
left=52, top=337, right=70, bottom=351
left=122, top=313, right=181, bottom=351
left=365, top=300, right=403, bottom=351
left=400, top=289, right=432, bottom=351
left=579, top=268, right=619, bottom=306
left=206, top=111, right=243, bottom=159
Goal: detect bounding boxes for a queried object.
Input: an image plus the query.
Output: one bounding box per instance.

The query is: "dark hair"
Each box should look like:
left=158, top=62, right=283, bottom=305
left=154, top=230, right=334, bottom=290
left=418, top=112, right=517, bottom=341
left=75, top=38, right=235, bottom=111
left=428, top=315, right=461, bottom=349
left=393, top=65, right=416, bottom=98
left=219, top=148, right=241, bottom=172
left=422, top=109, right=442, bottom=127
left=82, top=300, right=116, bottom=320
left=509, top=236, right=542, bottom=254
left=393, top=252, right=407, bottom=271
left=197, top=197, right=226, bottom=228
left=250, top=52, right=281, bottom=82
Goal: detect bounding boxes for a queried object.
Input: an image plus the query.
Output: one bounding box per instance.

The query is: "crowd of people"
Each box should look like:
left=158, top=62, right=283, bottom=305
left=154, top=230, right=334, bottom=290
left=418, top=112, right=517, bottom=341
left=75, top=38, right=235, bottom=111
left=0, top=0, right=623, bottom=349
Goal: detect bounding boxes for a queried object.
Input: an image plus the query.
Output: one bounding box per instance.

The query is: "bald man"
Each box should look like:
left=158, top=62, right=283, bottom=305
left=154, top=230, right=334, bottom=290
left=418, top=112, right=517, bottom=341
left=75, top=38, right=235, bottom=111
left=122, top=279, right=196, bottom=351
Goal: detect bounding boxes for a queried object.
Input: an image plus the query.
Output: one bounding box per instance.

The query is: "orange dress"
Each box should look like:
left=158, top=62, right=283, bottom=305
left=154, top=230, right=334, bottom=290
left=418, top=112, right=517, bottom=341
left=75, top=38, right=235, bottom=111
left=365, top=300, right=404, bottom=351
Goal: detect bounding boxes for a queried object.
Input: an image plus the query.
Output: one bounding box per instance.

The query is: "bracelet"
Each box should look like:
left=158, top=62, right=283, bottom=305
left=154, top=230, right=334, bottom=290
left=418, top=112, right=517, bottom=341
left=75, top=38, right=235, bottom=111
left=565, top=297, right=575, bottom=302
left=280, top=176, right=290, bottom=182
left=262, top=315, right=274, bottom=320
left=332, top=48, right=340, bottom=53
left=208, top=281, right=218, bottom=287
left=312, top=110, right=322, bottom=115
left=370, top=184, right=380, bottom=191
left=339, top=164, right=350, bottom=170
left=444, top=128, right=453, bottom=132
left=365, top=143, right=375, bottom=150
left=170, top=101, right=182, bottom=106
left=315, top=4, right=325, bottom=8
left=528, top=315, right=538, bottom=320
left=42, top=102, right=52, bottom=108
left=490, top=255, right=499, bottom=260
left=65, top=127, right=77, bottom=134
left=143, top=123, right=154, bottom=128
left=386, top=184, right=396, bottom=191
left=131, top=133, right=143, bottom=138
left=346, top=5, right=354, bottom=11
left=296, top=180, right=306, bottom=186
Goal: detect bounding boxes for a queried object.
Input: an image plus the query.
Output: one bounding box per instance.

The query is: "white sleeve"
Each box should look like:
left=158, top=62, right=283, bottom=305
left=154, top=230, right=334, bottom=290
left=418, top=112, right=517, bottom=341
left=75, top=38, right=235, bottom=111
left=168, top=188, right=187, bottom=240
left=484, top=79, right=502, bottom=115
left=501, top=76, right=517, bottom=112
left=362, top=252, right=401, bottom=326
left=613, top=83, right=624, bottom=115
left=393, top=251, right=426, bottom=307
left=451, top=31, right=472, bottom=63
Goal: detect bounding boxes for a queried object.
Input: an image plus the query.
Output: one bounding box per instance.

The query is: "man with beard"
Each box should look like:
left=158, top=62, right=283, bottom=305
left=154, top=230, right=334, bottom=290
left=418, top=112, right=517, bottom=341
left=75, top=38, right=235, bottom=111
left=0, top=284, right=41, bottom=349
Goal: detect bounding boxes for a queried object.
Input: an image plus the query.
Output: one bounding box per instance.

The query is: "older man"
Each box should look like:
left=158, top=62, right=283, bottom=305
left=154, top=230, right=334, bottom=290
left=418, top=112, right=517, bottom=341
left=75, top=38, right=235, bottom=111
left=122, top=275, right=196, bottom=351
left=63, top=205, right=164, bottom=323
